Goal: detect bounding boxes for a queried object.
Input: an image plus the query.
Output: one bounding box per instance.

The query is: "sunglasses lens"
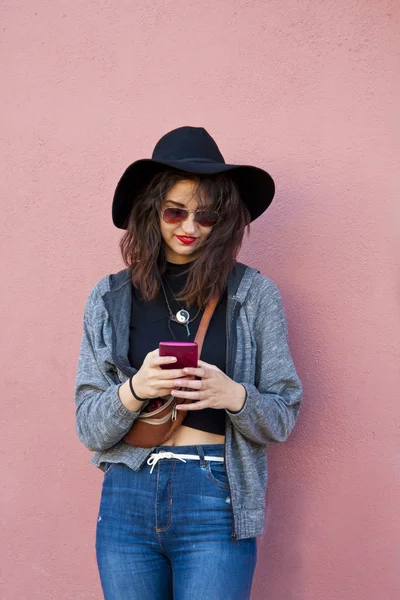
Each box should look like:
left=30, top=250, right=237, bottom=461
left=162, top=208, right=219, bottom=227
left=195, top=211, right=219, bottom=227
left=163, top=208, right=188, bottom=224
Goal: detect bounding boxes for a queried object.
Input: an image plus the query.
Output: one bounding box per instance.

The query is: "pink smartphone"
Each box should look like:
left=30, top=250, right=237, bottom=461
left=159, top=342, right=198, bottom=370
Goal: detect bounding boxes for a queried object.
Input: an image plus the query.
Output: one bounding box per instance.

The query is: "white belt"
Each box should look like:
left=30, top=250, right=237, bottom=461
left=147, top=452, right=224, bottom=474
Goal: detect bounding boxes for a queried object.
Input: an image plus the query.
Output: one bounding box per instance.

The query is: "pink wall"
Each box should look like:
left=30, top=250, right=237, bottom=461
left=1, top=1, right=399, bottom=598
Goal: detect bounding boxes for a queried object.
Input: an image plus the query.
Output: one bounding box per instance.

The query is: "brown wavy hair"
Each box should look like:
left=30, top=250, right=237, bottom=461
left=119, top=169, right=251, bottom=308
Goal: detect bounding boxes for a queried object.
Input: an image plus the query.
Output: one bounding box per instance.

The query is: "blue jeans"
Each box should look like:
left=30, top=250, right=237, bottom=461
left=96, top=444, right=257, bottom=599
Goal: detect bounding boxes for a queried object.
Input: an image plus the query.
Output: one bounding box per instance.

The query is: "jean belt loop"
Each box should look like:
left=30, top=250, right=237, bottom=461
left=197, top=445, right=206, bottom=467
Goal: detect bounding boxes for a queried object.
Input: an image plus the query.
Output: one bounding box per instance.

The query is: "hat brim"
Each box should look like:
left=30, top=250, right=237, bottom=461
left=112, top=158, right=275, bottom=229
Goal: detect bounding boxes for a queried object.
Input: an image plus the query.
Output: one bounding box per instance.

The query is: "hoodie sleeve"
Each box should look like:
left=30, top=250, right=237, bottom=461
left=226, top=277, right=302, bottom=445
left=75, top=282, right=141, bottom=452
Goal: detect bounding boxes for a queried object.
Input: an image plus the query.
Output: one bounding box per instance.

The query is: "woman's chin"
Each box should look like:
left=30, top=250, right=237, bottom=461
left=165, top=244, right=200, bottom=263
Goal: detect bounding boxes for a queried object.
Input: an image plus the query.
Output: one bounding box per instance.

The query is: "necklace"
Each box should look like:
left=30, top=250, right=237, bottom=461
left=160, top=279, right=201, bottom=337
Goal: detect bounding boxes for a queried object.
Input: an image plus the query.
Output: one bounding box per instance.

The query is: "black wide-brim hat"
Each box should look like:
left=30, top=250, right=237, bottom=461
left=112, top=126, right=275, bottom=229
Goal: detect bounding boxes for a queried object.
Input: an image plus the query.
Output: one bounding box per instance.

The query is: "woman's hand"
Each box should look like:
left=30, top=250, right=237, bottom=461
left=171, top=360, right=246, bottom=413
left=131, top=349, right=187, bottom=399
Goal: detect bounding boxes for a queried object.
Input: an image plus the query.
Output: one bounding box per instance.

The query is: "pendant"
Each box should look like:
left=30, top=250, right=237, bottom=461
left=176, top=309, right=190, bottom=324
left=176, top=309, right=190, bottom=337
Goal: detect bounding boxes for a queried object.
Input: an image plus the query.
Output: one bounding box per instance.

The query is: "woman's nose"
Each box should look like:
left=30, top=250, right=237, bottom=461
left=181, top=213, right=197, bottom=234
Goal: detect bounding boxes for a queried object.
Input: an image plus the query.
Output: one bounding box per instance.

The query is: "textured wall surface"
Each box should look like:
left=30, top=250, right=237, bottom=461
left=1, top=1, right=399, bottom=598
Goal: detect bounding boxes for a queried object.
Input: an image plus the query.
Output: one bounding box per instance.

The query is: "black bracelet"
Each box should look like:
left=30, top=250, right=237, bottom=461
left=129, top=376, right=148, bottom=402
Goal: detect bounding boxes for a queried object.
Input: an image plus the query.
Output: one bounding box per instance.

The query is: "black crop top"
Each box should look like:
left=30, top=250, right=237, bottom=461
left=128, top=261, right=227, bottom=435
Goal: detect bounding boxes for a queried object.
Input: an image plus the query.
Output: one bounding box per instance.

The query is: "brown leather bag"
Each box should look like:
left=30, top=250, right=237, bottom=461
left=123, top=296, right=219, bottom=448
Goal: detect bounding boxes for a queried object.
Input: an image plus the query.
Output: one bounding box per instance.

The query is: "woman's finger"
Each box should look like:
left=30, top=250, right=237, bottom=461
left=151, top=356, right=178, bottom=368
left=151, top=368, right=187, bottom=379
left=175, top=400, right=210, bottom=411
left=147, top=349, right=160, bottom=357
left=154, top=379, right=190, bottom=389
left=173, top=378, right=203, bottom=389
left=182, top=366, right=207, bottom=378
left=171, top=389, right=204, bottom=400
left=197, top=360, right=220, bottom=372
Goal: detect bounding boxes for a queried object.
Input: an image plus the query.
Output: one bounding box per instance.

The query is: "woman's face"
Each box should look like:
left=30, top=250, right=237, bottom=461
left=159, top=179, right=213, bottom=264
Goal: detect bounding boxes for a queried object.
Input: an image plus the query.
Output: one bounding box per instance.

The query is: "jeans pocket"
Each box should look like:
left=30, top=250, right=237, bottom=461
left=103, top=462, right=117, bottom=478
left=205, top=461, right=230, bottom=490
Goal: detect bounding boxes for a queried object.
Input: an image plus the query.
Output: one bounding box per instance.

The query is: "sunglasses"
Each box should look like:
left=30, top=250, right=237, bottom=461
left=161, top=207, right=219, bottom=228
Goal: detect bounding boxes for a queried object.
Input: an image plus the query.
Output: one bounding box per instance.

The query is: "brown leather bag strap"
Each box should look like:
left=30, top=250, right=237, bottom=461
left=194, top=296, right=220, bottom=356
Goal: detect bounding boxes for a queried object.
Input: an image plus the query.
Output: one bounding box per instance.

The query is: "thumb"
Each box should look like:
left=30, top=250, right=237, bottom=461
left=198, top=360, right=220, bottom=372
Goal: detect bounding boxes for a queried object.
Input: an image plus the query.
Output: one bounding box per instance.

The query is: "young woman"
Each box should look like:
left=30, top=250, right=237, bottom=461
left=75, top=126, right=302, bottom=600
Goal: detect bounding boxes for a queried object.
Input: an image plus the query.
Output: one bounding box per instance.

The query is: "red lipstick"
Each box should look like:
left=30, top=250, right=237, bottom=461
left=176, top=235, right=197, bottom=245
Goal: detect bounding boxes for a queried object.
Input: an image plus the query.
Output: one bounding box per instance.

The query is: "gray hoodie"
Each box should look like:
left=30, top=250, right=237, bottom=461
left=75, top=263, right=302, bottom=539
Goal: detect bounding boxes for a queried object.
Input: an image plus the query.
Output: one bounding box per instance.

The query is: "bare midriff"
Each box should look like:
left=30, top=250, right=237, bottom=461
left=162, top=424, right=225, bottom=447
